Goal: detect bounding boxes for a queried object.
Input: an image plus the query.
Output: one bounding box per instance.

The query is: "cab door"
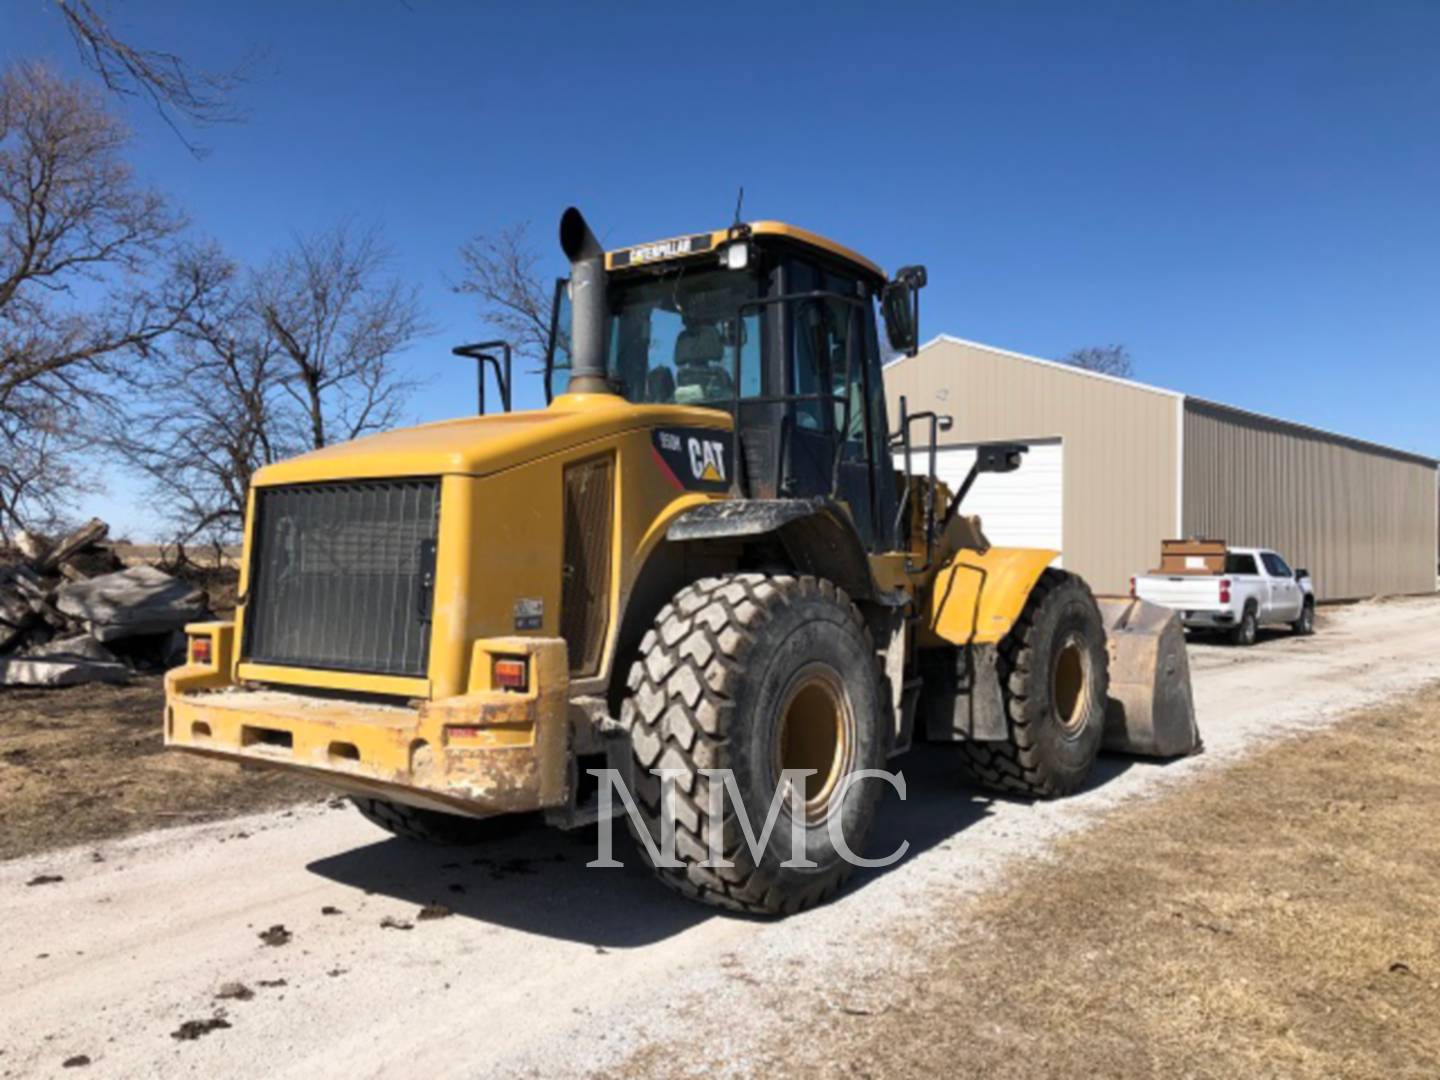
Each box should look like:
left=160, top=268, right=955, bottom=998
left=782, top=258, right=895, bottom=551
left=1260, top=552, right=1303, bottom=621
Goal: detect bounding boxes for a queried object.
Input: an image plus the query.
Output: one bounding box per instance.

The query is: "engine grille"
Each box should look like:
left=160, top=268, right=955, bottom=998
left=243, top=479, right=440, bottom=678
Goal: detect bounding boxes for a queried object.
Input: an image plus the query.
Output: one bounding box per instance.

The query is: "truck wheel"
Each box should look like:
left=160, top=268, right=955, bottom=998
left=957, top=569, right=1109, bottom=798
left=620, top=574, right=887, bottom=915
left=351, top=797, right=528, bottom=845
left=1231, top=603, right=1258, bottom=646
left=1291, top=599, right=1315, bottom=636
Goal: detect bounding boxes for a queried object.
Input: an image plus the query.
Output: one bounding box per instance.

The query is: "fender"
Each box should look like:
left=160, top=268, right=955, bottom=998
left=926, top=546, right=1059, bottom=646
left=665, top=497, right=876, bottom=601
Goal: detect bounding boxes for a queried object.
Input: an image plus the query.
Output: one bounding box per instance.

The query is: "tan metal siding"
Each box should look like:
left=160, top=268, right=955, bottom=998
left=885, top=339, right=1179, bottom=595
left=1183, top=400, right=1437, bottom=601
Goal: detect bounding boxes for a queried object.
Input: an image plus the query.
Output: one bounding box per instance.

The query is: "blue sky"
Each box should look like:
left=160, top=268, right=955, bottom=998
left=6, top=1, right=1438, bottom=538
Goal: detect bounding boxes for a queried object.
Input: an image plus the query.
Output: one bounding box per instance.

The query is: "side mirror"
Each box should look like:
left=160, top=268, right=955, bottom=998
left=975, top=442, right=1028, bottom=474
left=882, top=265, right=927, bottom=357
left=1295, top=568, right=1309, bottom=580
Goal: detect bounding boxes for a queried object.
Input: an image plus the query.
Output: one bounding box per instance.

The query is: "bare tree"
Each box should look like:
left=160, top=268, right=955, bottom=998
left=113, top=246, right=295, bottom=543
left=1062, top=344, right=1133, bottom=379
left=111, top=226, right=429, bottom=545
left=259, top=223, right=428, bottom=451
left=454, top=221, right=554, bottom=367
left=0, top=63, right=210, bottom=539
left=55, top=0, right=249, bottom=156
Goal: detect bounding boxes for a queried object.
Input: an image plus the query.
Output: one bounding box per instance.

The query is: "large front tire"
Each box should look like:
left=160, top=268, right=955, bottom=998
left=620, top=574, right=887, bottom=915
left=957, top=569, right=1109, bottom=798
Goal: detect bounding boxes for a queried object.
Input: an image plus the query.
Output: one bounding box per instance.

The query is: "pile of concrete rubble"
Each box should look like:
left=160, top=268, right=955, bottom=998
left=0, top=519, right=210, bottom=688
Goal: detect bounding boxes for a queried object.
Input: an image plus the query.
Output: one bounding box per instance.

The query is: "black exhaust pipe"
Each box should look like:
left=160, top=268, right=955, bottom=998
left=559, top=207, right=609, bottom=394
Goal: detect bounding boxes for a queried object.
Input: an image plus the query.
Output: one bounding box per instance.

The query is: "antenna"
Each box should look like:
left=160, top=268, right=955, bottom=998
left=732, top=186, right=745, bottom=227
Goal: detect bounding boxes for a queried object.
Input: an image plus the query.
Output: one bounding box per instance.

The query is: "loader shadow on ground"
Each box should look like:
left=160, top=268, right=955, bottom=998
left=305, top=744, right=1142, bottom=946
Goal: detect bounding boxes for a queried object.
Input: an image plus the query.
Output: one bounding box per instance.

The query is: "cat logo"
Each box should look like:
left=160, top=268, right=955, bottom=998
left=688, top=437, right=726, bottom=483
left=650, top=427, right=733, bottom=494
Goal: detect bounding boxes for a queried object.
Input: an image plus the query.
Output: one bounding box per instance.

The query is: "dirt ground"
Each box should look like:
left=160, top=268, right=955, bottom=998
left=0, top=561, right=278, bottom=860
left=1, top=596, right=1437, bottom=1078
left=0, top=677, right=322, bottom=861
left=714, top=681, right=1440, bottom=1080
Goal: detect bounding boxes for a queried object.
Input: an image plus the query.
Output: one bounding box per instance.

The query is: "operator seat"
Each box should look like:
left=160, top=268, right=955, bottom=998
left=673, top=325, right=734, bottom=405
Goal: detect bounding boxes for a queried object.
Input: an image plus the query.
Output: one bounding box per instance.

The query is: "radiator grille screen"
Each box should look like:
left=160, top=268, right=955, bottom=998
left=244, top=479, right=440, bottom=677
left=561, top=456, right=614, bottom=675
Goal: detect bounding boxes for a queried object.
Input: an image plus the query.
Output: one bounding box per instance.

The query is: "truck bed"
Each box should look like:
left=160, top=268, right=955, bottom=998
left=1134, top=574, right=1226, bottom=612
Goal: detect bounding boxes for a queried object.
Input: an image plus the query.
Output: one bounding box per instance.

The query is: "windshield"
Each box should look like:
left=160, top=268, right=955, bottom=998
left=550, top=267, right=761, bottom=406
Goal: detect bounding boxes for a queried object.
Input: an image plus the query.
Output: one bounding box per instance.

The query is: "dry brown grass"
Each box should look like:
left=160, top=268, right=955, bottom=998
left=0, top=676, right=323, bottom=860
left=724, top=684, right=1440, bottom=1079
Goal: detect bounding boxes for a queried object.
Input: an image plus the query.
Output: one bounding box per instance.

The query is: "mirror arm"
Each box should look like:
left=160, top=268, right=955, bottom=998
left=940, top=442, right=1030, bottom=530
left=940, top=462, right=982, bottom=531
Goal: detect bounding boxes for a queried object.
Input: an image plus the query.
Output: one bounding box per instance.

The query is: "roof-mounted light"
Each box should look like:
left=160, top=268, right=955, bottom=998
left=721, top=242, right=749, bottom=271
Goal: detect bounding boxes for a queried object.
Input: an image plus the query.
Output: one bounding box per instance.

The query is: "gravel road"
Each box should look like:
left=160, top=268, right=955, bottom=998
left=4, top=595, right=1439, bottom=1078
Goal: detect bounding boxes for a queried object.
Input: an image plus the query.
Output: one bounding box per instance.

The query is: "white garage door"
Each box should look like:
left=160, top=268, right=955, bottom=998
left=925, top=439, right=1064, bottom=560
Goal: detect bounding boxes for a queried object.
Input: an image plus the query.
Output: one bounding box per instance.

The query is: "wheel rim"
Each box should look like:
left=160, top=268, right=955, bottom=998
left=1051, top=634, right=1089, bottom=734
left=774, top=663, right=855, bottom=824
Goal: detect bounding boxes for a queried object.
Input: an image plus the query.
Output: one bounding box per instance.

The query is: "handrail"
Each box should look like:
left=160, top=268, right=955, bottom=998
left=452, top=340, right=513, bottom=414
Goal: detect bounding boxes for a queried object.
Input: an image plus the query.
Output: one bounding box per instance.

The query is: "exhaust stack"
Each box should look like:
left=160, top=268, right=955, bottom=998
left=559, top=207, right=610, bottom=395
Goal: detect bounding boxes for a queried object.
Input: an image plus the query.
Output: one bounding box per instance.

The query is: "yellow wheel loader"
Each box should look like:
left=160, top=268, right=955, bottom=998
left=165, top=208, right=1199, bottom=915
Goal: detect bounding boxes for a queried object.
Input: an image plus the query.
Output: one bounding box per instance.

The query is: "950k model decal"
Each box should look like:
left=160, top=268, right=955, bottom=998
left=651, top=427, right=733, bottom=493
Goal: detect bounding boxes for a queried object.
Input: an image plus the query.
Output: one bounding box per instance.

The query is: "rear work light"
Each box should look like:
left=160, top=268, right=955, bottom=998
left=1219, top=578, right=1231, bottom=604
left=190, top=637, right=212, bottom=665
left=493, top=657, right=528, bottom=692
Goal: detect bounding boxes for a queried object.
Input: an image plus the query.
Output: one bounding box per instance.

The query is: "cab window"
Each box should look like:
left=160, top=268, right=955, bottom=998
left=548, top=270, right=762, bottom=405
left=1225, top=553, right=1259, bottom=575
left=1261, top=552, right=1292, bottom=578
left=786, top=259, right=869, bottom=451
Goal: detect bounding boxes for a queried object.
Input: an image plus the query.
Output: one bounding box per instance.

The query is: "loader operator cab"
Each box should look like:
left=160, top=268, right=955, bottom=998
left=544, top=222, right=925, bottom=554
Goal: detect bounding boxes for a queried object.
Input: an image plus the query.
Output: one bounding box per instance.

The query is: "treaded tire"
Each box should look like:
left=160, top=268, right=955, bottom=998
left=351, top=797, right=528, bottom=845
left=957, top=568, right=1109, bottom=798
left=1291, top=599, right=1315, bottom=636
left=1231, top=603, right=1259, bottom=646
left=620, top=573, right=887, bottom=916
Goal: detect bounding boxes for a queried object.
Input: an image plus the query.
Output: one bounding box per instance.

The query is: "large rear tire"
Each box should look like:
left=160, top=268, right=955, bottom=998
left=1291, top=598, right=1315, bottom=636
left=957, top=569, right=1109, bottom=798
left=620, top=573, right=887, bottom=915
left=351, top=797, right=528, bottom=845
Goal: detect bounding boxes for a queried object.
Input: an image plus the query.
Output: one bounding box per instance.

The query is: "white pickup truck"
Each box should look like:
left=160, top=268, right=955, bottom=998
left=1133, top=547, right=1315, bottom=645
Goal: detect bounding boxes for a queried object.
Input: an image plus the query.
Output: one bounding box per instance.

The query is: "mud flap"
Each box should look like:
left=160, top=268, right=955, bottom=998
left=1097, top=598, right=1202, bottom=758
left=922, top=644, right=1009, bottom=742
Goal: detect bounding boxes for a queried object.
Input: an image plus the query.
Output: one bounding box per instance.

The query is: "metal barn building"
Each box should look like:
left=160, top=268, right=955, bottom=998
left=884, top=336, right=1438, bottom=602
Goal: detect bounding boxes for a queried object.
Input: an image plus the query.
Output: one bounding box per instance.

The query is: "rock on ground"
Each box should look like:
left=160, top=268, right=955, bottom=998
left=1, top=631, right=130, bottom=685
left=55, top=565, right=206, bottom=643
left=35, top=518, right=108, bottom=574
left=0, top=652, right=130, bottom=687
